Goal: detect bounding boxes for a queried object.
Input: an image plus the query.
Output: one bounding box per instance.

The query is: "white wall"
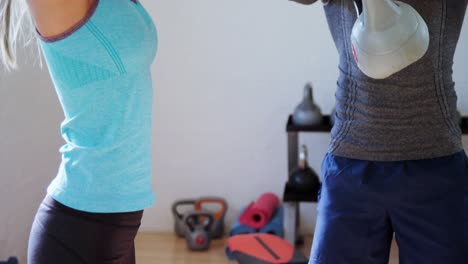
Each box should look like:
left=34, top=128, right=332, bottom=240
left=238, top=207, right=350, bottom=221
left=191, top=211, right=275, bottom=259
left=1, top=0, right=467, bottom=262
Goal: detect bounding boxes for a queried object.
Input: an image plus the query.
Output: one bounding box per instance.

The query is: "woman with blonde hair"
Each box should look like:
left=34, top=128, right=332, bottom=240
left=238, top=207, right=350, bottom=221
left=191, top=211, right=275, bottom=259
left=1, top=0, right=158, bottom=263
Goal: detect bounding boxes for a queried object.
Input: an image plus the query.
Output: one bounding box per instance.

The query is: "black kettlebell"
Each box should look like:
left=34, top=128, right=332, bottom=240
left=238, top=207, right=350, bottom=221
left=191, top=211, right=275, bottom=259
left=172, top=199, right=196, bottom=237
left=184, top=210, right=215, bottom=251
left=456, top=110, right=463, bottom=126
left=289, top=145, right=321, bottom=191
left=194, top=197, right=228, bottom=239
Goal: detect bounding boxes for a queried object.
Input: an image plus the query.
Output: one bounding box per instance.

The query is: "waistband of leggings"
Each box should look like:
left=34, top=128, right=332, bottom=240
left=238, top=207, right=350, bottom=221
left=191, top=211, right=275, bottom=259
left=41, top=194, right=144, bottom=221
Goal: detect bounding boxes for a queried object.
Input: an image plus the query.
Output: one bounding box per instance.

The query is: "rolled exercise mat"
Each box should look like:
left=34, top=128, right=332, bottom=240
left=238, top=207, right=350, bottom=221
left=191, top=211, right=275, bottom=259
left=259, top=207, right=284, bottom=238
left=229, top=207, right=257, bottom=236
left=227, top=233, right=308, bottom=264
left=239, top=192, right=280, bottom=229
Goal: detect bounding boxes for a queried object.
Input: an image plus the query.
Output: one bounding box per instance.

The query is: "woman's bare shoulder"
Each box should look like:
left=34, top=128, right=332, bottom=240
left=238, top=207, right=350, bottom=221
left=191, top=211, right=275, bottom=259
left=27, top=0, right=95, bottom=38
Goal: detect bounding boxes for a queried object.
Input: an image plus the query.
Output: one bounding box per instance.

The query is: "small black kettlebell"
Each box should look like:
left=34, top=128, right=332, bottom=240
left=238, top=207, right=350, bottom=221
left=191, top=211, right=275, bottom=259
left=289, top=145, right=321, bottom=191
left=455, top=110, right=463, bottom=126
left=194, top=197, right=228, bottom=239
left=184, top=210, right=215, bottom=251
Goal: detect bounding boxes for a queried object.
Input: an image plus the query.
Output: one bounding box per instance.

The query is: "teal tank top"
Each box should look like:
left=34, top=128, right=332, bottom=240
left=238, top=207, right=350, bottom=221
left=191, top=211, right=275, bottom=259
left=36, top=0, right=157, bottom=213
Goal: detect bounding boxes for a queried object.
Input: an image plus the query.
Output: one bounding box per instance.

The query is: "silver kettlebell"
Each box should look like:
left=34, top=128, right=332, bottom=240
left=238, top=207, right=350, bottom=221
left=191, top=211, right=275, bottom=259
left=172, top=199, right=196, bottom=237
left=184, top=210, right=215, bottom=251
left=292, top=83, right=323, bottom=126
left=351, top=0, right=429, bottom=79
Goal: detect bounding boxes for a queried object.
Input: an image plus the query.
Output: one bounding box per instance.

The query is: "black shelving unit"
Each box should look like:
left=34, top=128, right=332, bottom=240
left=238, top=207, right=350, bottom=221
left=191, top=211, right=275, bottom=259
left=462, top=118, right=468, bottom=134
left=282, top=115, right=468, bottom=246
left=282, top=115, right=333, bottom=245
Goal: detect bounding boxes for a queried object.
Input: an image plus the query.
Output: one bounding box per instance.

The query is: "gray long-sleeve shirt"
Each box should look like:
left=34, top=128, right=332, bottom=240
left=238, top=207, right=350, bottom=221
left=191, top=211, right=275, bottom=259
left=326, top=0, right=467, bottom=161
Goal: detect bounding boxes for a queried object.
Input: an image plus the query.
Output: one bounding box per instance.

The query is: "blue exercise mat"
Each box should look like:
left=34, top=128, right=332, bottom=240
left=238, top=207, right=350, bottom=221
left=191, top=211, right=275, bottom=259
left=228, top=207, right=256, bottom=237
left=227, top=207, right=257, bottom=260
left=227, top=206, right=284, bottom=260
left=259, top=206, right=284, bottom=238
left=0, top=257, right=18, bottom=264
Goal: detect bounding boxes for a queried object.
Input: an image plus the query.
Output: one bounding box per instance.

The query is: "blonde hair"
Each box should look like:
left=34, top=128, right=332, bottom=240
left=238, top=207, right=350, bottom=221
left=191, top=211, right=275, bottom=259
left=0, top=0, right=36, bottom=71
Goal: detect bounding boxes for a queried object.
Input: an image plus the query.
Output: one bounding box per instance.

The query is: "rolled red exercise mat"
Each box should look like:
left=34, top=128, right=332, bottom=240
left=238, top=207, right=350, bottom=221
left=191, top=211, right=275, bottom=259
left=238, top=192, right=280, bottom=230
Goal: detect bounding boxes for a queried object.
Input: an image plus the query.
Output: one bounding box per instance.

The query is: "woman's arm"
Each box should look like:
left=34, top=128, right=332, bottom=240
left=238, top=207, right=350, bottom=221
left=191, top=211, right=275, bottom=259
left=27, top=0, right=94, bottom=37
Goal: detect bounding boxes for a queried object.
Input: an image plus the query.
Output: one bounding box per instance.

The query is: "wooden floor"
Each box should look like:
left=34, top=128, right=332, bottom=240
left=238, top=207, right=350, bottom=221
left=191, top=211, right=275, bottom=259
left=135, top=233, right=399, bottom=264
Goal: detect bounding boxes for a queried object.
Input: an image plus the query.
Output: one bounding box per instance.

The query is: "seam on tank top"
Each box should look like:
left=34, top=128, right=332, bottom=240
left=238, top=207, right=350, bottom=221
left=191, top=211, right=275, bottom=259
left=86, top=21, right=126, bottom=74
left=342, top=5, right=359, bottom=142
left=329, top=0, right=346, bottom=153
left=330, top=0, right=350, bottom=152
left=330, top=0, right=354, bottom=153
left=85, top=21, right=127, bottom=74
left=437, top=0, right=456, bottom=133
left=434, top=0, right=459, bottom=136
left=334, top=78, right=358, bottom=153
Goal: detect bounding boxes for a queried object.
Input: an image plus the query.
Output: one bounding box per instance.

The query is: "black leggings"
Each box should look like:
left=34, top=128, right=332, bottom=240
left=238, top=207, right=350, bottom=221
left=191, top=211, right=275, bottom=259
left=28, top=195, right=143, bottom=264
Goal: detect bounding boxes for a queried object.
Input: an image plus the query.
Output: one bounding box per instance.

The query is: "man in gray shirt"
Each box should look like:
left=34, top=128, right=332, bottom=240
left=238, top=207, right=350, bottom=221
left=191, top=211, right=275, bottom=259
left=290, top=0, right=467, bottom=263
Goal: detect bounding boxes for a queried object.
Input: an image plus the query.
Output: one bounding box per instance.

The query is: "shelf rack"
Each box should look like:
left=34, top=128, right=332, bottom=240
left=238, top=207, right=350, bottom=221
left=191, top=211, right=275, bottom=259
left=282, top=115, right=468, bottom=246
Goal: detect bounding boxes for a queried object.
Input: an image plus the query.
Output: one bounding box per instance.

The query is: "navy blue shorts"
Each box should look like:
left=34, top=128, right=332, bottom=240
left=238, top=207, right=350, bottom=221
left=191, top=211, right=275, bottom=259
left=309, top=151, right=468, bottom=264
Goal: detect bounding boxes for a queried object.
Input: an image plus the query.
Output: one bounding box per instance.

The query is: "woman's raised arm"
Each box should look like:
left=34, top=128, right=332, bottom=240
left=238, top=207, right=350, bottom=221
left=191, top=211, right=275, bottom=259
left=27, top=0, right=94, bottom=38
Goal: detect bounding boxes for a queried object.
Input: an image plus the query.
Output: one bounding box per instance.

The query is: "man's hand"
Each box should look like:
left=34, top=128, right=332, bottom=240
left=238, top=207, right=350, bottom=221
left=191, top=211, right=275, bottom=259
left=289, top=0, right=328, bottom=5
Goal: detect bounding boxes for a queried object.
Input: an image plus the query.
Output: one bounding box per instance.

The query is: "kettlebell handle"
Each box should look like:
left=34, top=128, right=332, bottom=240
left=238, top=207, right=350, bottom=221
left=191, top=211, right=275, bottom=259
left=353, top=0, right=363, bottom=15
left=355, top=0, right=401, bottom=31
left=303, top=83, right=314, bottom=102
left=172, top=199, right=196, bottom=219
left=194, top=197, right=228, bottom=220
left=185, top=211, right=215, bottom=232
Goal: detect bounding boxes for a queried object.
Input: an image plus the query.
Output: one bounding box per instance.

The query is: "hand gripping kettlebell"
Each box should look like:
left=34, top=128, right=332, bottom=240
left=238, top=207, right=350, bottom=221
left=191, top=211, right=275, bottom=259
left=292, top=83, right=323, bottom=126
left=351, top=0, right=429, bottom=79
left=172, top=199, right=196, bottom=237
left=184, top=210, right=215, bottom=251
left=194, top=197, right=228, bottom=239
